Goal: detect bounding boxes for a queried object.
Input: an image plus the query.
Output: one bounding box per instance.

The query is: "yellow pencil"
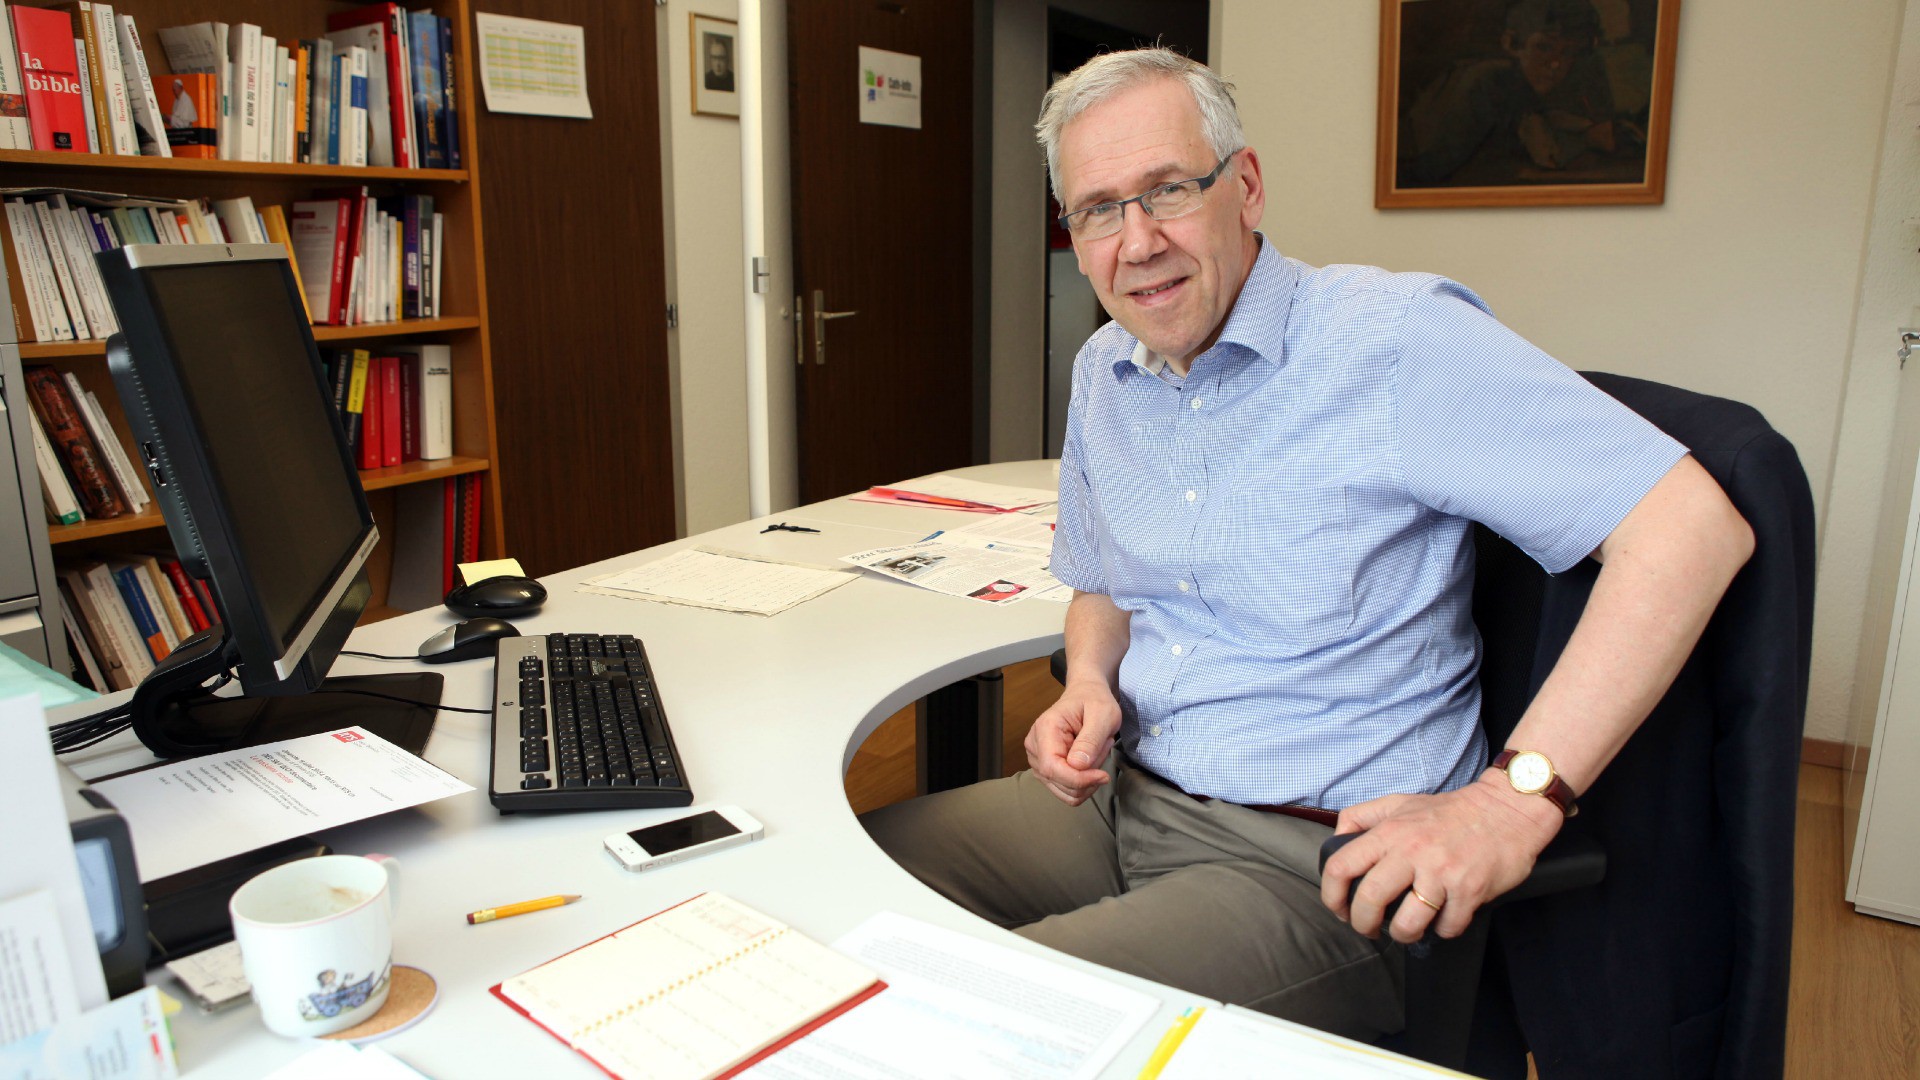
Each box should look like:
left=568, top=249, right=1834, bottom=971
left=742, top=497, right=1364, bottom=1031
left=466, top=894, right=581, bottom=924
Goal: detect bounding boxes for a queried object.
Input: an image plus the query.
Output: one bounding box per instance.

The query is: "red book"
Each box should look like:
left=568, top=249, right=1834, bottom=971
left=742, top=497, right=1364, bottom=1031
left=326, top=3, right=411, bottom=168
left=12, top=6, right=91, bottom=152
left=358, top=360, right=383, bottom=470
left=462, top=473, right=481, bottom=561
left=23, top=365, right=122, bottom=518
left=397, top=352, right=419, bottom=461
left=379, top=356, right=402, bottom=467
left=157, top=557, right=211, bottom=634
left=190, top=577, right=221, bottom=626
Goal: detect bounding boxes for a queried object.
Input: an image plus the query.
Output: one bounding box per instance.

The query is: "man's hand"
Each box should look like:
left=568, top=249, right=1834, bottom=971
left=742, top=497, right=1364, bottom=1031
left=1319, top=775, right=1563, bottom=943
left=1025, top=681, right=1122, bottom=806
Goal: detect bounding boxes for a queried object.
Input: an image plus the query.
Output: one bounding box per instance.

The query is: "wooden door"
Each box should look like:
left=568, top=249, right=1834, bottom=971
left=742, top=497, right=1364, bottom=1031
left=476, top=0, right=674, bottom=575
left=789, top=0, right=973, bottom=504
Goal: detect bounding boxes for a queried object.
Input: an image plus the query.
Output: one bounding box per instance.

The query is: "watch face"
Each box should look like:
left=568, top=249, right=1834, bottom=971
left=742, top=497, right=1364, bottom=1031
left=1508, top=751, right=1553, bottom=794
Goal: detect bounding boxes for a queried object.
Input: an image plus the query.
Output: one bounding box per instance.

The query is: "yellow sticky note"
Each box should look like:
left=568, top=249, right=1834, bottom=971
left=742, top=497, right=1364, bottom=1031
left=459, top=558, right=527, bottom=585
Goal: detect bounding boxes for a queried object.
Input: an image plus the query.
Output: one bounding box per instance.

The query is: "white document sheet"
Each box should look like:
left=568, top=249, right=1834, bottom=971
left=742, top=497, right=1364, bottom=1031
left=0, top=695, right=108, bottom=1014
left=934, top=513, right=1057, bottom=554
left=582, top=547, right=857, bottom=616
left=474, top=13, right=592, bottom=119
left=841, top=540, right=1067, bottom=605
left=1148, top=1007, right=1464, bottom=1079
left=264, top=1042, right=429, bottom=1080
left=743, top=912, right=1158, bottom=1080
left=0, top=985, right=177, bottom=1080
left=0, top=892, right=81, bottom=1044
left=93, top=727, right=472, bottom=883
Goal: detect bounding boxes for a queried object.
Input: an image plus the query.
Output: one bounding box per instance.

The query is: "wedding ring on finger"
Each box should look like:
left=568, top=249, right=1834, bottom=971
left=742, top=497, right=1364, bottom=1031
left=1410, top=886, right=1443, bottom=912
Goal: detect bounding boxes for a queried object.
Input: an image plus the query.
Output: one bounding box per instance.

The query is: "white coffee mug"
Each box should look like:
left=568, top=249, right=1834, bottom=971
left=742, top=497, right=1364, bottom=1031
left=229, top=853, right=401, bottom=1037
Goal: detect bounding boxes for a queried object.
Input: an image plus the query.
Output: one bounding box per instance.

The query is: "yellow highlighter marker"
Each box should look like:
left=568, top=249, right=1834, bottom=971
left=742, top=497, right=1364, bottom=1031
left=466, top=894, right=581, bottom=925
left=1137, top=1005, right=1204, bottom=1079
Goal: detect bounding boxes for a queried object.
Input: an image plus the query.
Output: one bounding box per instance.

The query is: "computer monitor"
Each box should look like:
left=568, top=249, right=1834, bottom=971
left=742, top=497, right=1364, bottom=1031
left=95, top=243, right=438, bottom=758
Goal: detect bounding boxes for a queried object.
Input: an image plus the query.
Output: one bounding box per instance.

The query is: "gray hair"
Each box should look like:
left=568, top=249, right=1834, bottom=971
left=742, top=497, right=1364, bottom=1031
left=1035, top=47, right=1244, bottom=207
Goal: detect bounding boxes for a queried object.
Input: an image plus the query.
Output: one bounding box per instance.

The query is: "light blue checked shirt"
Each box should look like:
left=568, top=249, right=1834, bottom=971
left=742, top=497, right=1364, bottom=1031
left=1050, top=240, right=1686, bottom=809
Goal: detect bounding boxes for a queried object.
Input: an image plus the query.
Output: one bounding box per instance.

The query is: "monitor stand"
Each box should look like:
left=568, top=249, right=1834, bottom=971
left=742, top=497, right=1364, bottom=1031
left=129, top=628, right=441, bottom=759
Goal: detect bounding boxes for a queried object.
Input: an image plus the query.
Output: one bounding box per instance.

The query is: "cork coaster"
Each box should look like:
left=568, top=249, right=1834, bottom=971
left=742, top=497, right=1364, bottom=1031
left=318, top=965, right=437, bottom=1043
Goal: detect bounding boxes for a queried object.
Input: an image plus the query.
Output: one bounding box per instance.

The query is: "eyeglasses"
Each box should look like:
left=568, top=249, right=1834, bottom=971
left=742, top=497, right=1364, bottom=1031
left=1057, top=152, right=1240, bottom=241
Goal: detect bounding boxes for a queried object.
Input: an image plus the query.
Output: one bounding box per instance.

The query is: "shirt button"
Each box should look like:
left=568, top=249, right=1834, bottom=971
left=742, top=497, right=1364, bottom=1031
left=1185, top=490, right=1197, bottom=502
left=1149, top=724, right=1163, bottom=737
left=1171, top=644, right=1183, bottom=656
left=1190, top=398, right=1203, bottom=409
left=1177, top=580, right=1190, bottom=593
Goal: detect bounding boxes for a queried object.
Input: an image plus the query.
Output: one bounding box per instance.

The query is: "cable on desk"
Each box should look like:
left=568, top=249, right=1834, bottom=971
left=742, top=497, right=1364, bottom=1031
left=316, top=687, right=492, bottom=716
left=338, top=649, right=417, bottom=662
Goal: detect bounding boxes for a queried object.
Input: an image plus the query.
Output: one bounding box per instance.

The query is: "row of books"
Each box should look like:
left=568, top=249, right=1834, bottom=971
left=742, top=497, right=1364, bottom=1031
left=323, top=345, right=455, bottom=471
left=56, top=553, right=221, bottom=693
left=0, top=3, right=460, bottom=169
left=1, top=184, right=446, bottom=343
left=22, top=363, right=146, bottom=527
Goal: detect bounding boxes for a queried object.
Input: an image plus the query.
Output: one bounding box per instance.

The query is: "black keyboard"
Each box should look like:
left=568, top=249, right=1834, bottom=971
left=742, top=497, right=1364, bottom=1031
left=489, top=634, right=694, bottom=812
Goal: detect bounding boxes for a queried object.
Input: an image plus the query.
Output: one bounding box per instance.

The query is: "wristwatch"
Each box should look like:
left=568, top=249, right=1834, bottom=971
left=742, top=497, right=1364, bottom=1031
left=1490, top=749, right=1579, bottom=817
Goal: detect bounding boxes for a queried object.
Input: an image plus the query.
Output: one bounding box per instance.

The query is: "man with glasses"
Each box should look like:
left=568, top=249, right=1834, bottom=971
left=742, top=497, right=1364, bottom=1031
left=862, top=46, right=1751, bottom=1038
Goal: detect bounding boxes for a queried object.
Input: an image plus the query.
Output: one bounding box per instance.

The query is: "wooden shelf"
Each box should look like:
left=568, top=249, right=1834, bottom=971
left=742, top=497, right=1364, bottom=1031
left=359, top=455, right=490, bottom=492
left=0, top=147, right=466, bottom=184
left=46, top=458, right=489, bottom=545
left=21, top=317, right=483, bottom=361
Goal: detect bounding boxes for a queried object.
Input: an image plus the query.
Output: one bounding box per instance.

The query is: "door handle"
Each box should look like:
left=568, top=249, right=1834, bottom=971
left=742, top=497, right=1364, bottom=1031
left=812, top=289, right=858, bottom=366
left=795, top=294, right=805, bottom=366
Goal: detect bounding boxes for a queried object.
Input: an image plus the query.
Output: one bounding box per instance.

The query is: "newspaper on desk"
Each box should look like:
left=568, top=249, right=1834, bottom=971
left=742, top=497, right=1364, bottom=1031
left=841, top=514, right=1073, bottom=605
left=581, top=547, right=857, bottom=616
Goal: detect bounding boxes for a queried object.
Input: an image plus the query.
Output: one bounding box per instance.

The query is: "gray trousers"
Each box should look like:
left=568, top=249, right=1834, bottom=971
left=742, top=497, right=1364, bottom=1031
left=859, top=758, right=1403, bottom=1041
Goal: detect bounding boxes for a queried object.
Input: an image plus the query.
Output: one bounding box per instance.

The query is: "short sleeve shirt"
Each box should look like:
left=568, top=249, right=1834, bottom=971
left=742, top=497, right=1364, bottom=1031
left=1050, top=240, right=1686, bottom=808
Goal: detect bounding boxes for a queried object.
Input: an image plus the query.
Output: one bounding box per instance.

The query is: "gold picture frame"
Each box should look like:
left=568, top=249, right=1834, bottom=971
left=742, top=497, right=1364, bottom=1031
left=1375, top=0, right=1680, bottom=208
left=691, top=14, right=740, bottom=118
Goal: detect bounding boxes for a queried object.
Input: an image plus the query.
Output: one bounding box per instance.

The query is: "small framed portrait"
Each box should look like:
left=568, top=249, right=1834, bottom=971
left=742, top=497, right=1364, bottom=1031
left=691, top=14, right=739, bottom=118
left=1376, top=0, right=1680, bottom=208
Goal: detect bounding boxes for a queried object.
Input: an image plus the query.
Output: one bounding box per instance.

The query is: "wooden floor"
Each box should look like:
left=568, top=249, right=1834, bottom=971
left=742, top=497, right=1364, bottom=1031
left=844, top=659, right=1920, bottom=1078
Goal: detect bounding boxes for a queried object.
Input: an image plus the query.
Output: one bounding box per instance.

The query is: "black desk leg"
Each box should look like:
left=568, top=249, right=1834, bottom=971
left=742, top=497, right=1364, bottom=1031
left=916, top=669, right=1004, bottom=794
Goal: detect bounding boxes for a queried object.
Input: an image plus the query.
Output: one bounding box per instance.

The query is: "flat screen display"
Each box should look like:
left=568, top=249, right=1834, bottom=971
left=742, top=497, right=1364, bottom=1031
left=626, top=812, right=741, bottom=855
left=143, top=261, right=365, bottom=650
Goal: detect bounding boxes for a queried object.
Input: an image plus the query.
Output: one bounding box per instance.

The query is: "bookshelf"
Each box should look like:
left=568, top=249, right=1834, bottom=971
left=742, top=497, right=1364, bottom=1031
left=0, top=0, right=504, bottom=633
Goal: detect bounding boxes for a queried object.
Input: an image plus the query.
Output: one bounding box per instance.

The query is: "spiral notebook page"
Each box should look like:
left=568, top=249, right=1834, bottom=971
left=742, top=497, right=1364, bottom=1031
left=496, top=894, right=880, bottom=1080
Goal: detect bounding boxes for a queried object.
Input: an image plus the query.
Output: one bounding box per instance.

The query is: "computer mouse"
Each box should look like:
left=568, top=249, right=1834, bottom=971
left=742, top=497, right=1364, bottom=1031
left=444, top=575, right=548, bottom=619
left=418, top=617, right=521, bottom=664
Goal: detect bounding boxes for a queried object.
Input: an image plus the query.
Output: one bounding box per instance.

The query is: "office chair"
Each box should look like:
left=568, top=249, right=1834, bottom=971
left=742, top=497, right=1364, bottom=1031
left=1049, top=373, right=1812, bottom=1078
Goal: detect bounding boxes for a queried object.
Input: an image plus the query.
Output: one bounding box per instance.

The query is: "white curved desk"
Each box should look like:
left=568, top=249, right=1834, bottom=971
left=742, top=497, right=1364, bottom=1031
left=62, top=461, right=1390, bottom=1077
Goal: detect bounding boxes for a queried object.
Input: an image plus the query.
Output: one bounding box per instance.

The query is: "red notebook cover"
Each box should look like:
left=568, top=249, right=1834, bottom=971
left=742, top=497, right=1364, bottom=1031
left=12, top=6, right=90, bottom=152
left=488, top=894, right=887, bottom=1080
left=379, top=355, right=402, bottom=467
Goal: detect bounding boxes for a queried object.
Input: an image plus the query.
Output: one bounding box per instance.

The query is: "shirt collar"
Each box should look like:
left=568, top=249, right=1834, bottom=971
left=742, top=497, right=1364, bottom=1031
left=1114, top=236, right=1297, bottom=382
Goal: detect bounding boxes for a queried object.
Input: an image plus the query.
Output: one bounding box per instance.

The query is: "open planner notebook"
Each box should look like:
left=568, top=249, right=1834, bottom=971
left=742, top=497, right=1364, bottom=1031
left=491, top=893, right=885, bottom=1080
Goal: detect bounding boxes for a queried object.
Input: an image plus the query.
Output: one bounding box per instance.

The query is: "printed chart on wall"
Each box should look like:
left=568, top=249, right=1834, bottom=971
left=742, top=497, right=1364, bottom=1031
left=475, top=12, right=592, bottom=119
left=858, top=46, right=920, bottom=129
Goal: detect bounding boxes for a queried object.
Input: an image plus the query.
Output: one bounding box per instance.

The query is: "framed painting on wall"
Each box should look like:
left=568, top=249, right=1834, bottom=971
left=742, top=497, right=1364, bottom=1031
left=692, top=14, right=740, bottom=118
left=1376, top=0, right=1680, bottom=208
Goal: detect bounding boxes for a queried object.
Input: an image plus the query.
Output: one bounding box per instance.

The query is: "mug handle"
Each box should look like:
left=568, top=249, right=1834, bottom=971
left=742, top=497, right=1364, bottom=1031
left=365, top=852, right=401, bottom=911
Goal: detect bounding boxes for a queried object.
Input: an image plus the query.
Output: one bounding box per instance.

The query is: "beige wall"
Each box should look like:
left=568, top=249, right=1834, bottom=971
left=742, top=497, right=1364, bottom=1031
left=1213, top=0, right=1904, bottom=742
left=661, top=0, right=752, bottom=535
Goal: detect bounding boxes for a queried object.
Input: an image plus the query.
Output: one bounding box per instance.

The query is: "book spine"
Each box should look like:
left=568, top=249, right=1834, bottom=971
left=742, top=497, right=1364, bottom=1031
left=359, top=353, right=383, bottom=469
left=440, top=477, right=456, bottom=593
left=344, top=348, right=370, bottom=464
left=293, top=42, right=308, bottom=162
left=93, top=3, right=134, bottom=154
left=48, top=198, right=114, bottom=337
left=25, top=365, right=121, bottom=517
left=398, top=350, right=418, bottom=461
left=68, top=2, right=114, bottom=155
left=116, top=13, right=167, bottom=156
left=13, top=6, right=90, bottom=151
left=189, top=576, right=220, bottom=627
left=80, top=563, right=149, bottom=680
left=30, top=201, right=88, bottom=341
left=59, top=569, right=131, bottom=690
left=379, top=354, right=401, bottom=467
left=26, top=404, right=81, bottom=525
left=11, top=199, right=75, bottom=340
left=419, top=344, right=451, bottom=459
left=110, top=563, right=168, bottom=661
left=139, top=557, right=190, bottom=642
left=429, top=212, right=443, bottom=317
left=1, top=200, right=50, bottom=341
left=0, top=8, right=28, bottom=150
left=56, top=586, right=108, bottom=691
left=408, top=11, right=441, bottom=169
left=66, top=373, right=143, bottom=512
left=439, top=15, right=457, bottom=169
left=160, top=557, right=211, bottom=634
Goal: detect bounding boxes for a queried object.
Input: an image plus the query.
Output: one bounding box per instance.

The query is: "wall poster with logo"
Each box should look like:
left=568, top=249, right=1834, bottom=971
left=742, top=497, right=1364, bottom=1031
left=857, top=46, right=921, bottom=130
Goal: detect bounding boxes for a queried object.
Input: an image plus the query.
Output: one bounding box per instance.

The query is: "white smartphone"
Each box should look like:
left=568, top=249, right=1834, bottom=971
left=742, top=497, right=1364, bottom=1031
left=603, top=806, right=765, bottom=872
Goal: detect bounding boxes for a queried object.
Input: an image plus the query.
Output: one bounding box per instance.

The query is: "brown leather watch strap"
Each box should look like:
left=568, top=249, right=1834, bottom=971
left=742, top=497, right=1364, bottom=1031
left=1491, top=749, right=1579, bottom=817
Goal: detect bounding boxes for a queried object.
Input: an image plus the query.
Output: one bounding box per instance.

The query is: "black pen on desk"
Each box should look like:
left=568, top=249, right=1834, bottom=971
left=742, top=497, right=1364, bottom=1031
left=760, top=522, right=820, bottom=534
